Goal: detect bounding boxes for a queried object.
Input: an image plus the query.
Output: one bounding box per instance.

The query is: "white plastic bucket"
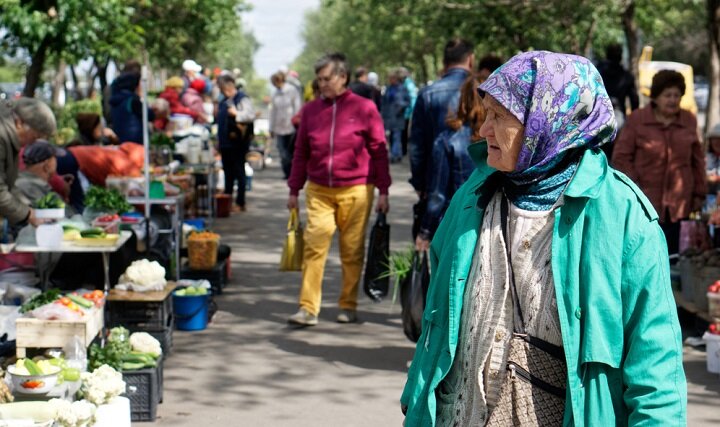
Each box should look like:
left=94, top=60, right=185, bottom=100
left=703, top=332, right=720, bottom=373
left=35, top=223, right=63, bottom=248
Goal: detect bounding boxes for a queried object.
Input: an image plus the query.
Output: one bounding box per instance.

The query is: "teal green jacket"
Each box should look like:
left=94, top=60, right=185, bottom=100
left=400, top=142, right=687, bottom=426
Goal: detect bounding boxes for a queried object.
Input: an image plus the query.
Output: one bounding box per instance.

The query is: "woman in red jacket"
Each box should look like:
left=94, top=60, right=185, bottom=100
left=286, top=53, right=391, bottom=326
left=612, top=70, right=706, bottom=254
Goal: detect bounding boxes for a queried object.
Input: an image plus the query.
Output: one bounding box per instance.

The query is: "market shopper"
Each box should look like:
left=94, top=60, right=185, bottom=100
left=0, top=97, right=56, bottom=228
left=180, top=78, right=209, bottom=124
left=401, top=51, right=686, bottom=425
left=70, top=113, right=118, bottom=146
left=269, top=71, right=302, bottom=179
left=612, top=69, right=705, bottom=255
left=409, top=39, right=474, bottom=196
left=381, top=70, right=410, bottom=163
left=109, top=72, right=155, bottom=144
left=706, top=123, right=720, bottom=194
left=287, top=52, right=391, bottom=326
left=158, top=77, right=201, bottom=125
left=216, top=74, right=256, bottom=213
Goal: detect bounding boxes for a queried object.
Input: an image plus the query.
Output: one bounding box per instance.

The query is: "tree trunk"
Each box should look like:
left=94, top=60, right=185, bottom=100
left=69, top=65, right=80, bottom=101
left=621, top=0, right=640, bottom=84
left=51, top=59, right=66, bottom=106
left=96, top=58, right=111, bottom=124
left=22, top=35, right=52, bottom=97
left=707, top=0, right=720, bottom=137
left=582, top=17, right=598, bottom=57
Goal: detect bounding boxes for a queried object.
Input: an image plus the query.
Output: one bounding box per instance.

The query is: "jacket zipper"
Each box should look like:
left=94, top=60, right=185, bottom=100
left=508, top=362, right=566, bottom=399
left=329, top=100, right=337, bottom=187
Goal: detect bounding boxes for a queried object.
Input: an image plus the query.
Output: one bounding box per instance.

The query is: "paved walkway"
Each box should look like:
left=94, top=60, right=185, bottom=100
left=156, top=161, right=720, bottom=426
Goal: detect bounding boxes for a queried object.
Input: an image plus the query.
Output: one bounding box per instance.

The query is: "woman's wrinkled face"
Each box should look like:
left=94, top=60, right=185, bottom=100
left=653, top=86, right=682, bottom=118
left=479, top=95, right=525, bottom=172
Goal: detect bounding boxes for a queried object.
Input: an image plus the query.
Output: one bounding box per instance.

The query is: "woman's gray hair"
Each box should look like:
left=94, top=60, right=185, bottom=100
left=12, top=98, right=56, bottom=137
left=314, top=52, right=349, bottom=81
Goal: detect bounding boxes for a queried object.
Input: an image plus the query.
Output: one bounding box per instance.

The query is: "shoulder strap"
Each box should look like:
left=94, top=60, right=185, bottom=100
left=500, top=193, right=526, bottom=334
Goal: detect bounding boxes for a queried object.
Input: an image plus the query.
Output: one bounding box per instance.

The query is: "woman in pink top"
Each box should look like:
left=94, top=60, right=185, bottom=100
left=286, top=52, right=391, bottom=326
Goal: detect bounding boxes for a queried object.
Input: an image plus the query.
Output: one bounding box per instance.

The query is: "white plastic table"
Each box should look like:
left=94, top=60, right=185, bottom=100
left=15, top=230, right=132, bottom=293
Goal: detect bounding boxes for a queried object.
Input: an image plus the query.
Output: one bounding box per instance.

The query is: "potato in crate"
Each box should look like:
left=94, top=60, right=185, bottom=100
left=187, top=231, right=220, bottom=270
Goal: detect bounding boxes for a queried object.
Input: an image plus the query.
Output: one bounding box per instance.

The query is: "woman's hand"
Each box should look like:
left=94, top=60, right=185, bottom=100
left=287, top=196, right=298, bottom=210
left=376, top=194, right=389, bottom=213
left=415, top=235, right=430, bottom=252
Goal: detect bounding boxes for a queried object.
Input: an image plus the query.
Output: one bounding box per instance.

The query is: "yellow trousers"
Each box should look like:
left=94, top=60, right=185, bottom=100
left=299, top=182, right=374, bottom=315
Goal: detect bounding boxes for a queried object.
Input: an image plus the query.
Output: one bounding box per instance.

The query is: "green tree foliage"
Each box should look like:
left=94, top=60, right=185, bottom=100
left=294, top=0, right=704, bottom=85
left=0, top=0, right=261, bottom=98
left=0, top=0, right=141, bottom=96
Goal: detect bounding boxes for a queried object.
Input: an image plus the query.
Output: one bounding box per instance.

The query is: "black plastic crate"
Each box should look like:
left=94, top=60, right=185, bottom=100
left=108, top=297, right=173, bottom=330
left=180, top=259, right=226, bottom=294
left=122, top=365, right=159, bottom=422
left=147, top=327, right=173, bottom=359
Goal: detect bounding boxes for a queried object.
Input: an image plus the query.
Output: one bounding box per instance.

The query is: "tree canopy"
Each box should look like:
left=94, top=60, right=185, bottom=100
left=294, top=0, right=707, bottom=85
left=0, top=0, right=261, bottom=98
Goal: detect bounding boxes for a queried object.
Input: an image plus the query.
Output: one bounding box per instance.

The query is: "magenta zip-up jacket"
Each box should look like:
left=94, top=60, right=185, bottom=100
left=288, top=90, right=391, bottom=196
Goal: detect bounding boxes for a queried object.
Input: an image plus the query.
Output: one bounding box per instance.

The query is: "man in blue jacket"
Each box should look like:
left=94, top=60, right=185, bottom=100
left=409, top=38, right=473, bottom=243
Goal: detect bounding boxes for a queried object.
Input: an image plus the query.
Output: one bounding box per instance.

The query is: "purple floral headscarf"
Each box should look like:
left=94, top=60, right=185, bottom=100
left=478, top=51, right=616, bottom=184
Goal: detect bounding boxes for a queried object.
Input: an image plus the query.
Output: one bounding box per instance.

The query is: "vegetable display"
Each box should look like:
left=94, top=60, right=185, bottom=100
left=84, top=186, right=132, bottom=214
left=34, top=192, right=65, bottom=209
left=20, top=289, right=61, bottom=313
left=88, top=327, right=160, bottom=371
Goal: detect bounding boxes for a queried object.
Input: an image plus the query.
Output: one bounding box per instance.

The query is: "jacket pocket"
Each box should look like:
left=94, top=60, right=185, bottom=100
left=578, top=277, right=624, bottom=369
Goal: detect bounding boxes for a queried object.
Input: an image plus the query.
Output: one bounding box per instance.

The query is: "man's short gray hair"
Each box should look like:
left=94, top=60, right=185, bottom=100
left=151, top=98, right=170, bottom=114
left=314, top=52, right=349, bottom=82
left=12, top=98, right=56, bottom=137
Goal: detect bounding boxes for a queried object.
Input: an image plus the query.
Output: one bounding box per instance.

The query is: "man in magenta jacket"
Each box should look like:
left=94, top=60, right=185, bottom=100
left=287, top=52, right=391, bottom=326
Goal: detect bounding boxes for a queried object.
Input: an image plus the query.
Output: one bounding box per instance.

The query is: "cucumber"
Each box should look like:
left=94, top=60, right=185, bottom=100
left=121, top=362, right=146, bottom=371
left=67, top=294, right=93, bottom=309
left=80, top=228, right=106, bottom=238
left=24, top=359, right=43, bottom=375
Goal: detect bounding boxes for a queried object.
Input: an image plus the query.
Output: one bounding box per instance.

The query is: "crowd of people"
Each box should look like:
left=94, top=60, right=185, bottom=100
left=275, top=38, right=699, bottom=425
left=0, top=33, right=709, bottom=424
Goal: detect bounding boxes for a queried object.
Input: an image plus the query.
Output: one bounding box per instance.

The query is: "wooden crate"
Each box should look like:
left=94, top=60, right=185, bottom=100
left=15, top=307, right=104, bottom=358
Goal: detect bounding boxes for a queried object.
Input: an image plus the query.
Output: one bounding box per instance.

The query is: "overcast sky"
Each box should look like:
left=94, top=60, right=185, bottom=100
left=244, top=0, right=320, bottom=79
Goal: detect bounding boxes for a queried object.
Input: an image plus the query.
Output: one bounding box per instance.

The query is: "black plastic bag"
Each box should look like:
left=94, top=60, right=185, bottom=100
left=400, top=251, right=430, bottom=342
left=363, top=212, right=390, bottom=302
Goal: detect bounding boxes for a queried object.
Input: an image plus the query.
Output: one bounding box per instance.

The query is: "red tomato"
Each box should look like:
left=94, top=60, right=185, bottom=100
left=710, top=324, right=719, bottom=334
left=21, top=380, right=44, bottom=389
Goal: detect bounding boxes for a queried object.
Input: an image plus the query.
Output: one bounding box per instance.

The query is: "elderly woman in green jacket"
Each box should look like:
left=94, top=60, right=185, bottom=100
left=401, top=51, right=686, bottom=426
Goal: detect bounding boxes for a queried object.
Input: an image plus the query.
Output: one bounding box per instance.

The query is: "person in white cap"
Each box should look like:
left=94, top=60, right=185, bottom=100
left=182, top=59, right=203, bottom=92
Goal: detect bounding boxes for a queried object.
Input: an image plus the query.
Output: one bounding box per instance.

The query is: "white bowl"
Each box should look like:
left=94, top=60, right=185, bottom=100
left=7, top=365, right=61, bottom=395
left=34, top=208, right=65, bottom=219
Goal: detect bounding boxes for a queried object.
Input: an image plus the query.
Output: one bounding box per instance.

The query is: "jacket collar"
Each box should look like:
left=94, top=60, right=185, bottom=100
left=637, top=103, right=694, bottom=129
left=468, top=141, right=608, bottom=200
left=322, top=89, right=352, bottom=104
left=443, top=68, right=470, bottom=80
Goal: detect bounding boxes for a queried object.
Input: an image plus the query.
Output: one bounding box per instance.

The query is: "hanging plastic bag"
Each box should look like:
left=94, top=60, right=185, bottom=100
left=400, top=251, right=430, bottom=342
left=280, top=209, right=304, bottom=271
left=363, top=212, right=391, bottom=302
